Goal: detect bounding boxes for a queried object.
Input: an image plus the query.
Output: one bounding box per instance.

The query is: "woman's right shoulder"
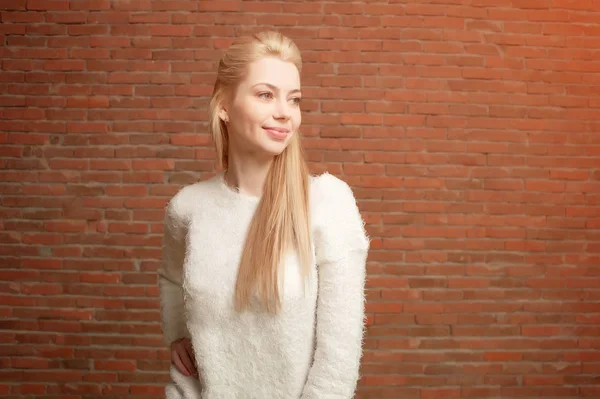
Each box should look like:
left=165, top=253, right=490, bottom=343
left=165, top=175, right=220, bottom=222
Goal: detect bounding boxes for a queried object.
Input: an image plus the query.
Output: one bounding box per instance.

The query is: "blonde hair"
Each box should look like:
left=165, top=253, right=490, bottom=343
left=208, top=31, right=312, bottom=314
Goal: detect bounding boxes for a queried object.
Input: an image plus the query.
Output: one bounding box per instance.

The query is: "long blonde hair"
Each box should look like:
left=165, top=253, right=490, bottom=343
left=208, top=31, right=312, bottom=314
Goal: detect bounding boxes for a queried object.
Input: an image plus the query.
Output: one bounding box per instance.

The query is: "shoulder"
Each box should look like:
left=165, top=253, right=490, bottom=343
left=165, top=175, right=220, bottom=223
left=310, top=172, right=357, bottom=209
left=309, top=172, right=363, bottom=226
left=309, top=172, right=370, bottom=261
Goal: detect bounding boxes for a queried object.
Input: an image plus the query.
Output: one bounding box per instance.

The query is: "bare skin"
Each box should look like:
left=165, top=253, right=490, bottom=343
left=171, top=337, right=197, bottom=377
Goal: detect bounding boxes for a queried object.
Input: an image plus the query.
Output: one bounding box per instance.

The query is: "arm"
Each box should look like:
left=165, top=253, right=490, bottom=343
left=301, top=175, right=370, bottom=399
left=157, top=195, right=190, bottom=346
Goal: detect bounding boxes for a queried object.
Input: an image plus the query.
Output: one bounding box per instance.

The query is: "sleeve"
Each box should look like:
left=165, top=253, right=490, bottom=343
left=301, top=174, right=370, bottom=399
left=157, top=193, right=191, bottom=347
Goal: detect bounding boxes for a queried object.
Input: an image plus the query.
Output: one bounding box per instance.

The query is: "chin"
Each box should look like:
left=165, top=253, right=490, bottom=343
left=258, top=135, right=293, bottom=156
left=260, top=142, right=289, bottom=157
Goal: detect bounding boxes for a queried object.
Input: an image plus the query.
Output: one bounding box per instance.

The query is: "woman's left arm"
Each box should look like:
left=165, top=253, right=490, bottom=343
left=301, top=175, right=370, bottom=399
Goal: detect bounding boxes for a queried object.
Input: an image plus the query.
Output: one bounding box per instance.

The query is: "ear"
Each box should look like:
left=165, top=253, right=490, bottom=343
left=219, top=108, right=229, bottom=123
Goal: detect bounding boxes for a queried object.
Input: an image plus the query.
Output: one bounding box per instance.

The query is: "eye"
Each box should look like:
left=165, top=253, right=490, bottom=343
left=258, top=91, right=273, bottom=100
left=290, top=97, right=302, bottom=106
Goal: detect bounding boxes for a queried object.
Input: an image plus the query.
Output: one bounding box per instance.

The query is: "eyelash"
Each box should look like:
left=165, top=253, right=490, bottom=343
left=258, top=91, right=301, bottom=106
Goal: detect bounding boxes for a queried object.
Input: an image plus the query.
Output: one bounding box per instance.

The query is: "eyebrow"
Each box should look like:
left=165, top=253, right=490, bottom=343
left=252, top=82, right=301, bottom=95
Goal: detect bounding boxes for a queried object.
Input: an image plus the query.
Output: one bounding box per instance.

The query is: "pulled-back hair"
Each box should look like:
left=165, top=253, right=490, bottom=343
left=209, top=31, right=311, bottom=314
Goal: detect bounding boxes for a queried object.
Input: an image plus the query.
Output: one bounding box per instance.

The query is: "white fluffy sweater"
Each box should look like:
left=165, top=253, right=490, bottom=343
left=158, top=171, right=370, bottom=399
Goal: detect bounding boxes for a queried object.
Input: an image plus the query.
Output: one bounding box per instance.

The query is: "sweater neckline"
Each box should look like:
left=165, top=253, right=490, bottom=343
left=216, top=170, right=262, bottom=203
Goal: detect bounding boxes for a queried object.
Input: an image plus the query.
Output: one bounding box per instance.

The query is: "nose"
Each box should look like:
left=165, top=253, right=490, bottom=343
left=273, top=98, right=291, bottom=120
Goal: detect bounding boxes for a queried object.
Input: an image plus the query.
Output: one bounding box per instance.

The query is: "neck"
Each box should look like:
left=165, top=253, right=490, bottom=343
left=224, top=151, right=273, bottom=198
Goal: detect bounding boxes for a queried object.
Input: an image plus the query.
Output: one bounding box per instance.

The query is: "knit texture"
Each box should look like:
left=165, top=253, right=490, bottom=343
left=158, top=171, right=370, bottom=399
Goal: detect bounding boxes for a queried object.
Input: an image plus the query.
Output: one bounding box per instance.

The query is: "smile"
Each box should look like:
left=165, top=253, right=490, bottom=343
left=263, top=127, right=289, bottom=140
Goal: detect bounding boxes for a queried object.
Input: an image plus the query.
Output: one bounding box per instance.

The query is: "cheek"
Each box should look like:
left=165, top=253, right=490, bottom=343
left=231, top=101, right=261, bottom=130
left=293, top=109, right=302, bottom=130
left=244, top=102, right=269, bottom=127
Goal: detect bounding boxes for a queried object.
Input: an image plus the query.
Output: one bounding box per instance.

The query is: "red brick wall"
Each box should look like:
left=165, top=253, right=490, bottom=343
left=1, top=1, right=599, bottom=398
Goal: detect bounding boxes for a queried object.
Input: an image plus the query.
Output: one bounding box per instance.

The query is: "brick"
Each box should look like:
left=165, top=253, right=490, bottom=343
left=26, top=0, right=69, bottom=10
left=94, top=360, right=136, bottom=372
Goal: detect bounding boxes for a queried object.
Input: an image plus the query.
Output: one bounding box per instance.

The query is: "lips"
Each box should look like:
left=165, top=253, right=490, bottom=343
left=263, top=127, right=290, bottom=133
left=263, top=127, right=290, bottom=141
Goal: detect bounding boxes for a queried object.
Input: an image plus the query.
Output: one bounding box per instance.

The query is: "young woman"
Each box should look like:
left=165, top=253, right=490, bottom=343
left=158, top=31, right=370, bottom=399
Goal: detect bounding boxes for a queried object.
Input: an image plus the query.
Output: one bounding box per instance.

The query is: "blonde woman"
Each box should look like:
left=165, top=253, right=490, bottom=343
left=158, top=31, right=370, bottom=399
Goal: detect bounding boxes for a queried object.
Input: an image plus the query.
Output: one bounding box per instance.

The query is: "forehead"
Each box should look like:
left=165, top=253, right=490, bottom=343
left=242, top=57, right=300, bottom=91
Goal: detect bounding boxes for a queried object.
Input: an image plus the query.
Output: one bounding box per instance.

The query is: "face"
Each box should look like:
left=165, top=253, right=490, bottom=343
left=221, top=57, right=302, bottom=159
